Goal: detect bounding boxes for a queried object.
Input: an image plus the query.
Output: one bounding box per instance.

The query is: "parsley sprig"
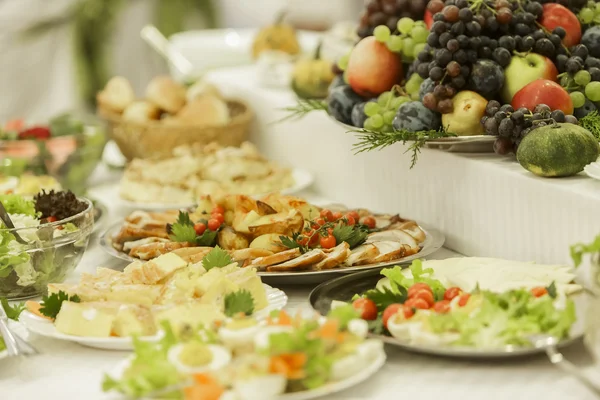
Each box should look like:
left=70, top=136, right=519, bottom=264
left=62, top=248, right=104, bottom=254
left=280, top=216, right=372, bottom=252
left=571, top=234, right=600, bottom=267
left=332, top=225, right=368, bottom=249
left=168, top=211, right=219, bottom=246
left=39, top=291, right=81, bottom=319
left=224, top=290, right=255, bottom=317
left=362, top=286, right=408, bottom=310
left=202, top=246, right=233, bottom=271
left=1, top=298, right=26, bottom=321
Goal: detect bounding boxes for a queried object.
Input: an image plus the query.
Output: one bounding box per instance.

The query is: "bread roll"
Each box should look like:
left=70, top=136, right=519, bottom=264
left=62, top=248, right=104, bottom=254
left=145, top=76, right=187, bottom=113
left=97, top=76, right=135, bottom=113
left=176, top=95, right=230, bottom=126
left=122, top=101, right=161, bottom=124
left=186, top=80, right=222, bottom=102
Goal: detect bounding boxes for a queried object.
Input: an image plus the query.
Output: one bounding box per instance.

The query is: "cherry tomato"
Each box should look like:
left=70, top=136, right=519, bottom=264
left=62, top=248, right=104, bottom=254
left=211, top=213, right=225, bottom=225
left=362, top=216, right=376, bottom=229
left=433, top=300, right=451, bottom=314
left=382, top=304, right=403, bottom=328
left=457, top=293, right=471, bottom=307
left=320, top=209, right=333, bottom=222
left=347, top=210, right=360, bottom=221
left=531, top=287, right=548, bottom=297
left=352, top=298, right=378, bottom=321
left=307, top=230, right=320, bottom=246
left=332, top=211, right=343, bottom=221
left=207, top=218, right=221, bottom=231
left=320, top=235, right=337, bottom=249
left=212, top=205, right=225, bottom=215
left=410, top=289, right=435, bottom=307
left=297, top=234, right=310, bottom=246
left=345, top=215, right=356, bottom=226
left=47, top=216, right=58, bottom=223
left=194, top=222, right=207, bottom=235
left=407, top=283, right=433, bottom=298
left=404, top=297, right=429, bottom=310
left=444, top=287, right=463, bottom=301
left=314, top=217, right=326, bottom=227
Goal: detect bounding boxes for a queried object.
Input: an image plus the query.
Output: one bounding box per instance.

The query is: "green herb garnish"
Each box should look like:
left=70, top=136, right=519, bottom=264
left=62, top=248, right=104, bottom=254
left=578, top=111, right=600, bottom=140
left=280, top=233, right=308, bottom=253
left=571, top=234, right=600, bottom=267
left=224, top=290, right=255, bottom=317
left=277, top=99, right=328, bottom=123
left=0, top=298, right=26, bottom=321
left=202, top=246, right=233, bottom=271
left=39, top=291, right=81, bottom=319
left=169, top=211, right=197, bottom=243
left=362, top=286, right=408, bottom=310
left=332, top=224, right=368, bottom=249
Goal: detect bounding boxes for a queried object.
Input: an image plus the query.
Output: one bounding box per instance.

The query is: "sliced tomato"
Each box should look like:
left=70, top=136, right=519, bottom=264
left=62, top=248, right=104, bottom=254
left=382, top=303, right=403, bottom=328
left=407, top=283, right=433, bottom=298
left=404, top=297, right=429, bottom=310
left=433, top=300, right=451, bottom=314
left=457, top=293, right=471, bottom=307
left=18, top=126, right=51, bottom=140
left=352, top=298, right=378, bottom=321
left=531, top=287, right=548, bottom=297
left=444, top=287, right=463, bottom=301
left=410, top=289, right=435, bottom=307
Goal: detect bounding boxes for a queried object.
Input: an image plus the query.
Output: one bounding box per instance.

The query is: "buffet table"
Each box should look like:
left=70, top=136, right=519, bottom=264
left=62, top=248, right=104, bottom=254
left=1, top=166, right=598, bottom=400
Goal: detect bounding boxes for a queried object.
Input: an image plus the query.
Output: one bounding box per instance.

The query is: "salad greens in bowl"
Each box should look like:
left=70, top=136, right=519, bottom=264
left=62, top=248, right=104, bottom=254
left=0, top=190, right=94, bottom=299
left=0, top=113, right=107, bottom=194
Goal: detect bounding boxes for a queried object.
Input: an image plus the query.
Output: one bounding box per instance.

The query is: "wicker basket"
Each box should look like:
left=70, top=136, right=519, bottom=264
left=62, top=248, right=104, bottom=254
left=99, top=99, right=253, bottom=160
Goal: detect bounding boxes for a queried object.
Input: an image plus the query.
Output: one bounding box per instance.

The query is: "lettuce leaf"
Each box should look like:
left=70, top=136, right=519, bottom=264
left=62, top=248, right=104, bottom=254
left=380, top=259, right=447, bottom=301
left=0, top=230, right=30, bottom=279
left=0, top=194, right=37, bottom=217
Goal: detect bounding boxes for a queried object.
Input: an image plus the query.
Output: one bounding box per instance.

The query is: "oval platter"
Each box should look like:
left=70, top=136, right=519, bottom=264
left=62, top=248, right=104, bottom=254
left=309, top=268, right=587, bottom=359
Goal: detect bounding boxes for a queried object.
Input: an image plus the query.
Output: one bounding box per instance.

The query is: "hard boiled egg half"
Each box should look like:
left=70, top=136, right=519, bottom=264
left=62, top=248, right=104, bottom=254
left=218, top=318, right=263, bottom=350
left=168, top=342, right=231, bottom=374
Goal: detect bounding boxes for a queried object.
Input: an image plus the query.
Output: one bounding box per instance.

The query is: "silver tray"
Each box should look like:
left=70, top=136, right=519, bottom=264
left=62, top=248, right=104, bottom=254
left=309, top=268, right=586, bottom=359
left=332, top=118, right=495, bottom=153
left=99, top=221, right=445, bottom=285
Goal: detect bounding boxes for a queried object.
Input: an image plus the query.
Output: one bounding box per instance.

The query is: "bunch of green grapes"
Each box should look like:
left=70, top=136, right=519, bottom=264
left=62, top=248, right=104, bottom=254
left=405, top=73, right=424, bottom=101
left=563, top=70, right=600, bottom=108
left=363, top=90, right=411, bottom=132
left=579, top=1, right=600, bottom=25
left=373, top=17, right=429, bottom=61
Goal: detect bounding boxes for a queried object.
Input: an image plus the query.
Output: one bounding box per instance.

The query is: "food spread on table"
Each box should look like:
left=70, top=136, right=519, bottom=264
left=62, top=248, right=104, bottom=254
left=344, top=258, right=581, bottom=349
left=109, top=193, right=427, bottom=272
left=101, top=308, right=385, bottom=400
left=0, top=175, right=62, bottom=196
left=119, top=142, right=295, bottom=205
left=21, top=248, right=272, bottom=339
left=0, top=190, right=92, bottom=299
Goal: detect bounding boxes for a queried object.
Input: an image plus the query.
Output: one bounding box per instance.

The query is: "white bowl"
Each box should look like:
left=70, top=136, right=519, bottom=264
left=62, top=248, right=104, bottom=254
left=168, top=28, right=322, bottom=79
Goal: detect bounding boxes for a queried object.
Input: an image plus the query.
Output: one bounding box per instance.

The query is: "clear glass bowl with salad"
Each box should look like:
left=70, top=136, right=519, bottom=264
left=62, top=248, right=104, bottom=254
left=0, top=113, right=107, bottom=194
left=0, top=190, right=94, bottom=299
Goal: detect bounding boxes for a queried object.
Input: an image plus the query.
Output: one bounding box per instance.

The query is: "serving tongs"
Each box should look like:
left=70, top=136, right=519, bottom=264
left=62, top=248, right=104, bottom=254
left=0, top=201, right=28, bottom=244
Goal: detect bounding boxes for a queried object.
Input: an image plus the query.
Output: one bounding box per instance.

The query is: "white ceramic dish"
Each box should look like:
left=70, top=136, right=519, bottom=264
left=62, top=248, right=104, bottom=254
left=106, top=347, right=386, bottom=399
left=88, top=168, right=314, bottom=212
left=584, top=162, right=600, bottom=180
left=19, top=284, right=287, bottom=351
left=168, top=29, right=321, bottom=80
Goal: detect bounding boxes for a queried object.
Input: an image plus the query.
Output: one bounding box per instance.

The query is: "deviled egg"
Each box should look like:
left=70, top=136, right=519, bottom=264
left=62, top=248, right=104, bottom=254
left=253, top=325, right=294, bottom=351
left=218, top=317, right=263, bottom=351
left=233, top=373, right=287, bottom=400
left=167, top=342, right=232, bottom=374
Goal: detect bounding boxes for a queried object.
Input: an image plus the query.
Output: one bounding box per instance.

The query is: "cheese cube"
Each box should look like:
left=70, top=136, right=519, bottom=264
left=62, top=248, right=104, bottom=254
left=153, top=303, right=225, bottom=332
left=199, top=277, right=239, bottom=311
left=105, top=284, right=162, bottom=306
left=54, top=302, right=119, bottom=337
left=125, top=253, right=188, bottom=284
left=112, top=305, right=157, bottom=337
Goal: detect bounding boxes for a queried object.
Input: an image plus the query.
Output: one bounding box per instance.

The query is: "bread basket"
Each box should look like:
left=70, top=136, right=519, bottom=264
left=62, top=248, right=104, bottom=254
left=99, top=99, right=253, bottom=160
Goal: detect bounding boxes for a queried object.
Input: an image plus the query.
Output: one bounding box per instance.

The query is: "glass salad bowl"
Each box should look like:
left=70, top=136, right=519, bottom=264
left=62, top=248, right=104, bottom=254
left=0, top=197, right=94, bottom=300
left=0, top=114, right=107, bottom=195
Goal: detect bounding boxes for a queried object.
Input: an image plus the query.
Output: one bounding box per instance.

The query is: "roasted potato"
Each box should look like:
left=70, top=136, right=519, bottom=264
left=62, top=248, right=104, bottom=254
left=217, top=226, right=250, bottom=250
left=249, top=233, right=289, bottom=253
left=195, top=196, right=214, bottom=215
left=260, top=194, right=320, bottom=220
left=247, top=209, right=304, bottom=237
left=256, top=200, right=277, bottom=216
left=232, top=210, right=261, bottom=234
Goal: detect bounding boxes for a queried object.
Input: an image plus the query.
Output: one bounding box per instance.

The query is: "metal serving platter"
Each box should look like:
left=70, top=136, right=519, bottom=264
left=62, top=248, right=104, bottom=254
left=309, top=268, right=587, bottom=359
left=100, top=221, right=445, bottom=285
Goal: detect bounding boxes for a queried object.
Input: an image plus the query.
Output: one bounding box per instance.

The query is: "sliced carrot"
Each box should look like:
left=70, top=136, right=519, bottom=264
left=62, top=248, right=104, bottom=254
left=268, top=310, right=292, bottom=326
left=184, top=374, right=224, bottom=400
left=315, top=319, right=339, bottom=339
left=269, top=356, right=290, bottom=376
left=25, top=301, right=52, bottom=320
left=281, top=352, right=307, bottom=369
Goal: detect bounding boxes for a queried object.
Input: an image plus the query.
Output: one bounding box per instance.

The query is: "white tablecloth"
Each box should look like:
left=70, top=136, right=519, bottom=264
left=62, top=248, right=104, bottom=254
left=1, top=166, right=598, bottom=400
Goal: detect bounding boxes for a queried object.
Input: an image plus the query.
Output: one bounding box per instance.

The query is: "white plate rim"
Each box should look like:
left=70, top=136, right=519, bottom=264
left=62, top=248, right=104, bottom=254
left=19, top=284, right=287, bottom=351
left=87, top=168, right=314, bottom=211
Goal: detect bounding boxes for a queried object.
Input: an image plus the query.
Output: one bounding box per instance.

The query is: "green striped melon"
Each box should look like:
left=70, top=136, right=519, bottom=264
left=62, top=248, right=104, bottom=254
left=516, top=123, right=599, bottom=178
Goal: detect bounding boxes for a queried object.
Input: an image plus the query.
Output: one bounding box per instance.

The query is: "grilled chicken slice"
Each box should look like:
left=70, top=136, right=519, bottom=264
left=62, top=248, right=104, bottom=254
left=231, top=248, right=274, bottom=263
left=314, top=242, right=351, bottom=270
left=129, top=241, right=192, bottom=260
left=126, top=210, right=179, bottom=226
left=373, top=214, right=401, bottom=229
left=366, top=230, right=418, bottom=248
left=123, top=238, right=169, bottom=253
left=113, top=224, right=171, bottom=244
left=393, top=221, right=426, bottom=243
left=172, top=247, right=214, bottom=263
left=370, top=241, right=409, bottom=263
left=249, top=248, right=301, bottom=269
left=266, top=249, right=326, bottom=272
left=345, top=243, right=380, bottom=266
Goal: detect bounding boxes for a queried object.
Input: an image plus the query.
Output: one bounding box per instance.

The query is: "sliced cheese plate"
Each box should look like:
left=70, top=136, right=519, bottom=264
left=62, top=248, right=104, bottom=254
left=19, top=284, right=287, bottom=351
left=310, top=259, right=588, bottom=359
left=100, top=222, right=445, bottom=285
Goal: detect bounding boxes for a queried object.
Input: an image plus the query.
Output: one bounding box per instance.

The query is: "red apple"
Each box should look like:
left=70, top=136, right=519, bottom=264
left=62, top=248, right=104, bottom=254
left=501, top=53, right=558, bottom=103
left=539, top=4, right=582, bottom=47
left=511, top=79, right=574, bottom=115
left=424, top=10, right=433, bottom=30
left=346, top=36, right=403, bottom=97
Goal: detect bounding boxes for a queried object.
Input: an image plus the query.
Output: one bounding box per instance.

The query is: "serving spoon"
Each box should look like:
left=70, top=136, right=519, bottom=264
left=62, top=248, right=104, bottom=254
left=0, top=201, right=28, bottom=244
left=140, top=25, right=195, bottom=81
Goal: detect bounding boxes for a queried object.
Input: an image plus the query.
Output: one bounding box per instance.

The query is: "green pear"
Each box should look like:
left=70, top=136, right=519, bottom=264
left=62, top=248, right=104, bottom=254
left=442, top=91, right=487, bottom=136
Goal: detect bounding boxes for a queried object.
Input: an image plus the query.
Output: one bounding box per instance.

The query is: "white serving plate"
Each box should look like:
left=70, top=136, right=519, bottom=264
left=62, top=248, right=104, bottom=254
left=584, top=161, right=600, bottom=180
left=19, top=284, right=287, bottom=351
left=88, top=168, right=314, bottom=212
left=106, top=346, right=386, bottom=399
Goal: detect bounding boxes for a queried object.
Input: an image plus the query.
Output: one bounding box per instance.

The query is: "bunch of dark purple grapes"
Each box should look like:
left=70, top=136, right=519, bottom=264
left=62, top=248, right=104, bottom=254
left=556, top=44, right=600, bottom=76
left=482, top=101, right=578, bottom=155
left=357, top=0, right=428, bottom=38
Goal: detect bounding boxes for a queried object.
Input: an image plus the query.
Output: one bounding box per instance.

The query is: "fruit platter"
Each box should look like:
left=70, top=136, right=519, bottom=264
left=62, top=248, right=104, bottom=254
left=310, top=257, right=586, bottom=358
left=18, top=248, right=287, bottom=350
left=101, top=193, right=444, bottom=284
left=101, top=309, right=385, bottom=399
left=285, top=0, right=600, bottom=177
